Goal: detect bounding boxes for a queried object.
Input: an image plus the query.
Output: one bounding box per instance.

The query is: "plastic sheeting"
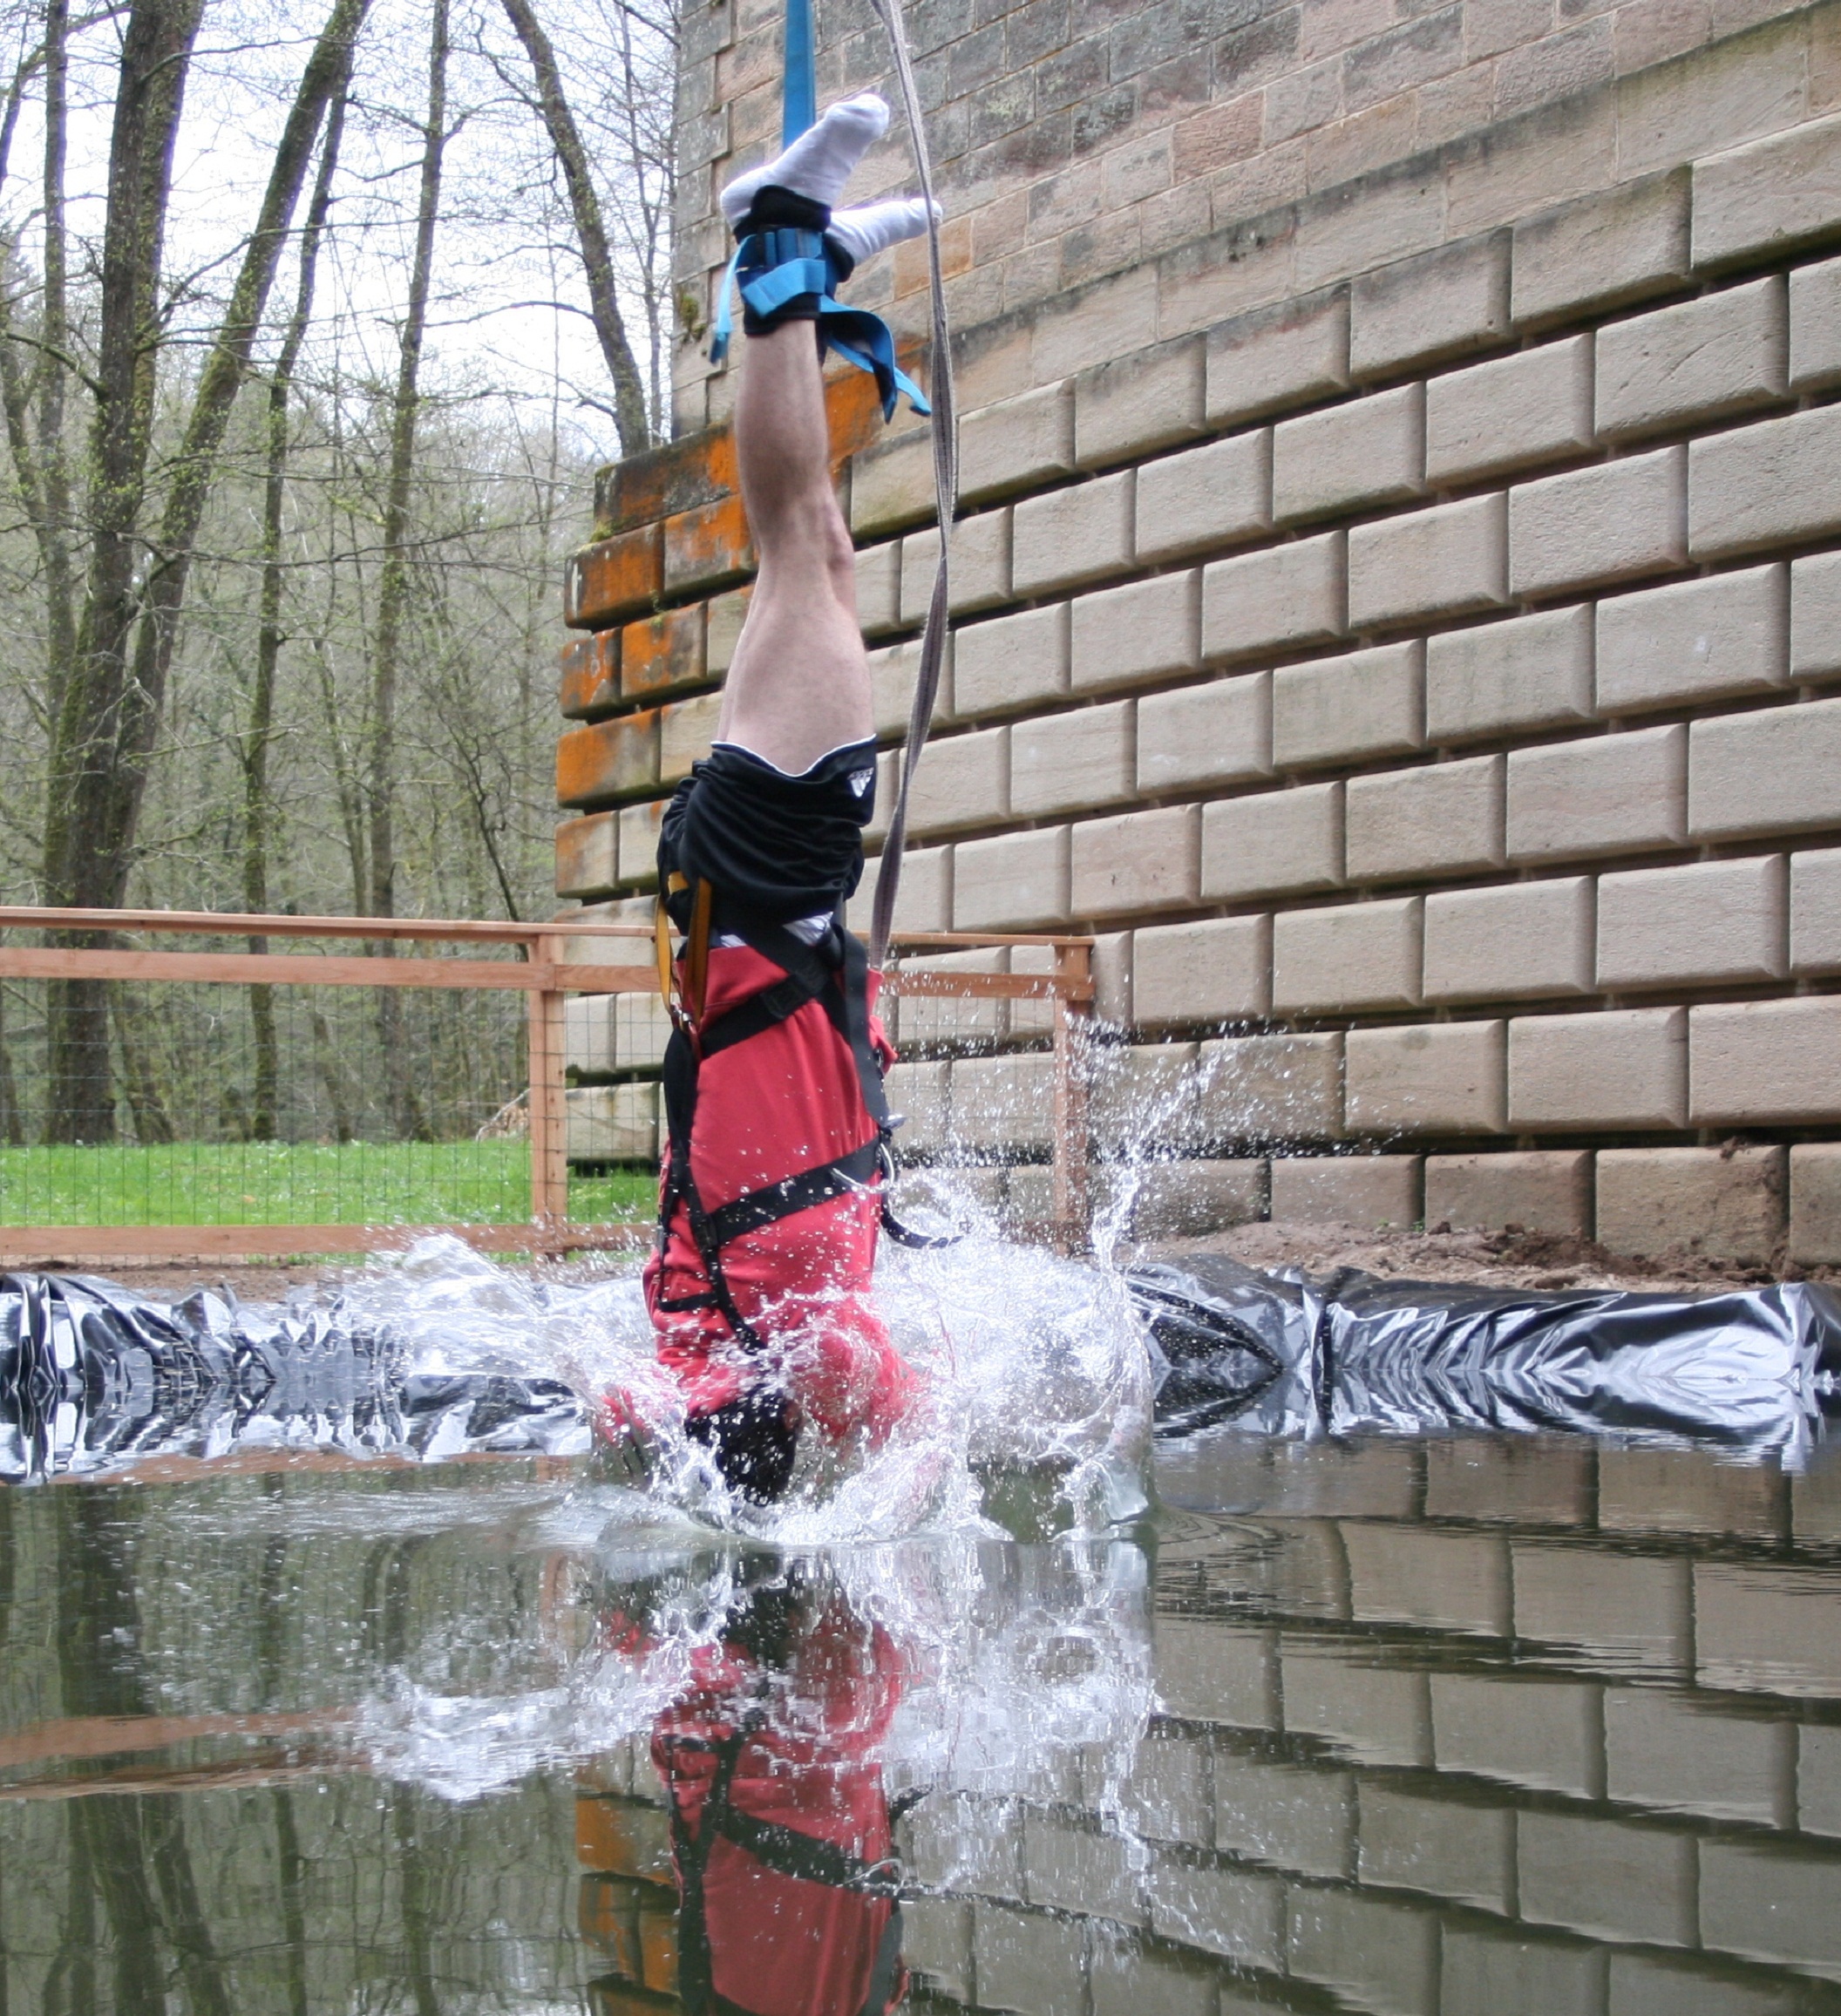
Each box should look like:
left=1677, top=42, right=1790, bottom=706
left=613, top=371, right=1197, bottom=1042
left=0, top=1271, right=588, bottom=1482
left=1131, top=1252, right=1841, bottom=1461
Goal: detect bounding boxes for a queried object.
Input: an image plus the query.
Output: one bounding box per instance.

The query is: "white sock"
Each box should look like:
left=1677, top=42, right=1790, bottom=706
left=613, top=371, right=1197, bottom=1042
left=826, top=197, right=941, bottom=268
left=719, top=92, right=891, bottom=226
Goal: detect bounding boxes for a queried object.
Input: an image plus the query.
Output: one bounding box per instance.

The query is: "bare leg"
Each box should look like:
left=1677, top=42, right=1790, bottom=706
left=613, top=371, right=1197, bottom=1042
left=718, top=323, right=871, bottom=773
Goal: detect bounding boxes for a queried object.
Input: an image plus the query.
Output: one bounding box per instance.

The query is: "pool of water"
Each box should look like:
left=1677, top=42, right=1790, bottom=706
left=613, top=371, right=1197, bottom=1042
left=5, top=1431, right=1841, bottom=2014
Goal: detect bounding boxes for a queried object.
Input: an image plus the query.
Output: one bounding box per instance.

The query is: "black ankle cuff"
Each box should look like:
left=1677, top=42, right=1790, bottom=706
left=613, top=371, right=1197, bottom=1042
left=737, top=184, right=831, bottom=238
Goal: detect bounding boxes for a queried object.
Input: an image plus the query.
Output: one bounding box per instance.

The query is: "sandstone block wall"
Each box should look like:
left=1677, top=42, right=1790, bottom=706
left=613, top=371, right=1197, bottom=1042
left=558, top=0, right=1841, bottom=1258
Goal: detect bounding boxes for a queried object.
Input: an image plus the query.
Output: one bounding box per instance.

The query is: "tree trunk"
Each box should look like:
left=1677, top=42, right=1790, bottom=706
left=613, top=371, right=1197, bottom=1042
left=110, top=984, right=173, bottom=1144
left=245, top=77, right=350, bottom=1140
left=499, top=0, right=652, bottom=455
left=366, top=0, right=449, bottom=1146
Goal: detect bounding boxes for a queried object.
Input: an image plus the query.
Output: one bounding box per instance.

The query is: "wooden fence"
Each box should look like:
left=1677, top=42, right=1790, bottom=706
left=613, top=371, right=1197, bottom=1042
left=0, top=907, right=1093, bottom=1265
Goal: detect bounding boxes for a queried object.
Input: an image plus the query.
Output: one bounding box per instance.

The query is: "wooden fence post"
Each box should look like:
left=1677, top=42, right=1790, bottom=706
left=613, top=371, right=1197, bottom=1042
left=1050, top=939, right=1092, bottom=1254
left=527, top=943, right=568, bottom=1246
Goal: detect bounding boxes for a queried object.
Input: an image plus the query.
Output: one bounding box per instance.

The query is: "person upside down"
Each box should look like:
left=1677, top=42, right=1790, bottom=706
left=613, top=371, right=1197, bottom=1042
left=638, top=93, right=941, bottom=1504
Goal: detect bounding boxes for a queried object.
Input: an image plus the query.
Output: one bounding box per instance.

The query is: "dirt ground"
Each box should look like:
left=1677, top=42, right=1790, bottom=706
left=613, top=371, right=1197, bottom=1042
left=72, top=1218, right=1824, bottom=1305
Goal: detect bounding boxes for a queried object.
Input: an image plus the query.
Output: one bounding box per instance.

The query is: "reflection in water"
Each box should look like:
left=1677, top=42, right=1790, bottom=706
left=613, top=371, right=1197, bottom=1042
left=5, top=1437, right=1841, bottom=2010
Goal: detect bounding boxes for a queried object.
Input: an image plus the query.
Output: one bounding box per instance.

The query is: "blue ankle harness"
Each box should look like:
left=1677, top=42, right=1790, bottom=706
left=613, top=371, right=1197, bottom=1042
left=709, top=227, right=930, bottom=422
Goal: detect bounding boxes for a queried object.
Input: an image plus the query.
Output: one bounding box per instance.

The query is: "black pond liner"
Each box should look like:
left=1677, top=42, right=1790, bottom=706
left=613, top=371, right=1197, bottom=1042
left=5, top=1259, right=1840, bottom=1481
left=1130, top=1252, right=1841, bottom=1456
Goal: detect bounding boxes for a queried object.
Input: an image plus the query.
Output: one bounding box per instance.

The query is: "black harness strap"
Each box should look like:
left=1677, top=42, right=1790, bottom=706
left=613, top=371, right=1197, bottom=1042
left=705, top=1140, right=881, bottom=1248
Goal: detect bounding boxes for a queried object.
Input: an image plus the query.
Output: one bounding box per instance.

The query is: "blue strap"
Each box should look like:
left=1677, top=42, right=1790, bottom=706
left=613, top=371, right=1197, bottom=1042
left=706, top=229, right=930, bottom=423
left=782, top=0, right=816, bottom=145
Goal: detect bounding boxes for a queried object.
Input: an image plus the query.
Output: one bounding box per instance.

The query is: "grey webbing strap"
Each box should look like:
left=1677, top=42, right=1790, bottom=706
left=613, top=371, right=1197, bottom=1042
left=865, top=0, right=957, bottom=972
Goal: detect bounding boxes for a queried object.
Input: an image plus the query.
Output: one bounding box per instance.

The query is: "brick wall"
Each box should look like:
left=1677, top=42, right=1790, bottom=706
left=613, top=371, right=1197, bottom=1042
left=560, top=0, right=1841, bottom=1260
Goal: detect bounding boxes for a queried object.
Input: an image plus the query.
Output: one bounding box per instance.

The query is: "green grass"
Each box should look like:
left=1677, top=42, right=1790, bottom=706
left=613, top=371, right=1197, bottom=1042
left=0, top=1141, right=655, bottom=1227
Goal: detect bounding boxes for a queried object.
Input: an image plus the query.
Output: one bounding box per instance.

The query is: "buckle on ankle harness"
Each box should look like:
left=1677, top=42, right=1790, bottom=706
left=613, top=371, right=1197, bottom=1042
left=709, top=227, right=931, bottom=423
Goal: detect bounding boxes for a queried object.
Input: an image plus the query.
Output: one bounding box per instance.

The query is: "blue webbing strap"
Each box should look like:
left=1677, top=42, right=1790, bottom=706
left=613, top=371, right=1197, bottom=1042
left=782, top=0, right=816, bottom=144
left=708, top=228, right=930, bottom=422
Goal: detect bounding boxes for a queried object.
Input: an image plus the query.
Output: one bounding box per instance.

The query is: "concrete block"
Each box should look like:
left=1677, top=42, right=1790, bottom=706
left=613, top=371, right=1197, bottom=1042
left=849, top=429, right=936, bottom=540
left=855, top=539, right=902, bottom=637
left=1604, top=1688, right=1794, bottom=1825
left=1511, top=1541, right=1692, bottom=1671
left=1691, top=995, right=1841, bottom=1123
left=1071, top=573, right=1200, bottom=697
left=899, top=509, right=1010, bottom=622
left=1688, top=404, right=1841, bottom=560
left=1104, top=1159, right=1271, bottom=1239
left=1273, top=641, right=1423, bottom=770
left=556, top=709, right=662, bottom=808
left=1273, top=384, right=1425, bottom=524
left=1120, top=1734, right=1213, bottom=1847
left=954, top=603, right=1068, bottom=719
left=566, top=992, right=668, bottom=1075
left=1510, top=445, right=1688, bottom=598
left=1425, top=605, right=1594, bottom=743
left=1597, top=563, right=1788, bottom=714
left=658, top=689, right=723, bottom=784
left=1423, top=878, right=1593, bottom=1002
left=1597, top=855, right=1787, bottom=989
left=1696, top=1559, right=1841, bottom=1700
left=560, top=628, right=620, bottom=718
left=620, top=603, right=706, bottom=705
left=662, top=494, right=751, bottom=599
left=1093, top=1042, right=1207, bottom=1156
left=1091, top=929, right=1132, bottom=1023
left=1609, top=1954, right=1797, bottom=2016
left=1596, top=276, right=1789, bottom=442
left=1423, top=1436, right=1594, bottom=1525
left=1137, top=670, right=1271, bottom=793
left=1800, top=1722, right=1841, bottom=1833
left=1076, top=336, right=1206, bottom=470
left=959, top=381, right=1075, bottom=505
left=1268, top=1154, right=1421, bottom=1227
left=1518, top=1814, right=1695, bottom=1948
left=885, top=1059, right=949, bottom=1156
left=557, top=895, right=654, bottom=967
left=903, top=1895, right=973, bottom=2003
left=972, top=1902, right=1085, bottom=2016
left=1345, top=1021, right=1505, bottom=1136
left=1348, top=494, right=1510, bottom=628
left=1691, top=109, right=1841, bottom=268
left=1011, top=472, right=1134, bottom=598
left=1350, top=233, right=1512, bottom=378
left=1790, top=251, right=1841, bottom=391
left=1194, top=1033, right=1345, bottom=1144
left=1011, top=703, right=1134, bottom=820
left=1154, top=1618, right=1279, bottom=1727
left=1425, top=336, right=1594, bottom=485
left=953, top=826, right=1069, bottom=932
left=866, top=634, right=952, bottom=740
left=1792, top=845, right=1841, bottom=971
left=1509, top=1006, right=1687, bottom=1129
left=1424, top=1150, right=1592, bottom=1236
left=1145, top=1856, right=1282, bottom=1968
left=1201, top=532, right=1347, bottom=664
left=1698, top=1838, right=1841, bottom=1978
left=1344, top=1524, right=1512, bottom=1635
left=1506, top=723, right=1687, bottom=862
left=1357, top=1782, right=1515, bottom=1911
left=1071, top=804, right=1200, bottom=920
left=1212, top=1752, right=1354, bottom=1880
left=1791, top=551, right=1841, bottom=680
left=1595, top=1145, right=1785, bottom=1260
left=1090, top=1947, right=1222, bottom=2016
left=846, top=842, right=949, bottom=937
left=1286, top=1889, right=1438, bottom=2016
left=907, top=726, right=1009, bottom=837
left=1200, top=782, right=1342, bottom=900
left=567, top=1083, right=657, bottom=1162
left=948, top=1053, right=1056, bottom=1156
left=1511, top=169, right=1690, bottom=326
left=1131, top=916, right=1271, bottom=1027
left=1431, top=1673, right=1602, bottom=1796
left=1022, top=1810, right=1143, bottom=1925
left=1206, top=288, right=1350, bottom=426
left=1600, top=1444, right=1789, bottom=1540
left=1347, top=755, right=1506, bottom=884
left=905, top=1791, right=1023, bottom=1897
left=1441, top=1926, right=1612, bottom=2016
left=1133, top=431, right=1273, bottom=566
left=1272, top=897, right=1423, bottom=1014
left=706, top=584, right=750, bottom=675
left=1693, top=696, right=1841, bottom=840
left=555, top=812, right=620, bottom=900
left=1790, top=1142, right=1841, bottom=1264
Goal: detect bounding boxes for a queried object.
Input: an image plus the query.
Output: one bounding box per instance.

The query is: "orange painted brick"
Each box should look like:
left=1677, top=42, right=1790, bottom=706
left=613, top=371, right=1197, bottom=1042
left=557, top=711, right=662, bottom=809
left=560, top=630, right=620, bottom=719
left=567, top=524, right=663, bottom=629
left=578, top=1872, right=643, bottom=1969
left=589, top=1978, right=678, bottom=2016
left=662, top=493, right=754, bottom=598
left=637, top=1893, right=679, bottom=1993
left=596, top=427, right=733, bottom=536
left=554, top=812, right=619, bottom=899
left=575, top=1795, right=674, bottom=1882
left=621, top=604, right=706, bottom=703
